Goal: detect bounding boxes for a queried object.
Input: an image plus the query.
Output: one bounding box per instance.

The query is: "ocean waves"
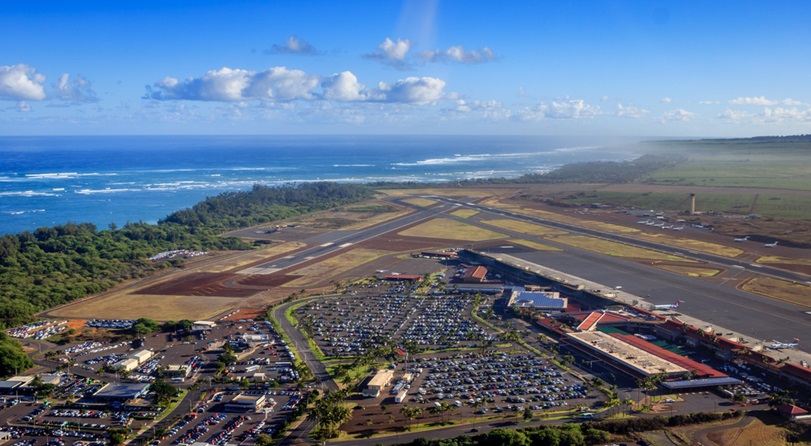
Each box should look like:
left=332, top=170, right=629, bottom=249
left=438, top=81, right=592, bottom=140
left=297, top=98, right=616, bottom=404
left=0, top=134, right=637, bottom=234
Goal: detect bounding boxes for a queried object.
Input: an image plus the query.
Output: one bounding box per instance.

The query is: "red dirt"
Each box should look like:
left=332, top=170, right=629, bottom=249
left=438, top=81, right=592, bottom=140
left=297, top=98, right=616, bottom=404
left=234, top=275, right=303, bottom=287
left=136, top=272, right=262, bottom=298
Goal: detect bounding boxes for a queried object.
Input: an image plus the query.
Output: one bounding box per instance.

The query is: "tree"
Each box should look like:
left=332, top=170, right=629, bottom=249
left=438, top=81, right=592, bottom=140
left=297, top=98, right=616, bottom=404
left=523, top=406, right=533, bottom=421
left=218, top=352, right=237, bottom=366
left=0, top=333, right=34, bottom=377
left=151, top=379, right=180, bottom=405
left=255, top=434, right=273, bottom=446
left=484, top=428, right=531, bottom=446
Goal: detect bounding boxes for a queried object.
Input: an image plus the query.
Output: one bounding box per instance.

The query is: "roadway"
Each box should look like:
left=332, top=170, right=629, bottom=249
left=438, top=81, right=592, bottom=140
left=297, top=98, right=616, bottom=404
left=272, top=297, right=339, bottom=446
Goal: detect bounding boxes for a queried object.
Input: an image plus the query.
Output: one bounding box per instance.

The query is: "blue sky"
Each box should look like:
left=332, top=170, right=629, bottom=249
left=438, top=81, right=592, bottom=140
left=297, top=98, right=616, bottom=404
left=1, top=1, right=810, bottom=137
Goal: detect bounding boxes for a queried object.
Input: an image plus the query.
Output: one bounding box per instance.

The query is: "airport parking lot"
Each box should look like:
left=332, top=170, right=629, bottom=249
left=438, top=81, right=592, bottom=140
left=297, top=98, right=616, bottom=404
left=300, top=281, right=497, bottom=357
left=345, top=350, right=598, bottom=434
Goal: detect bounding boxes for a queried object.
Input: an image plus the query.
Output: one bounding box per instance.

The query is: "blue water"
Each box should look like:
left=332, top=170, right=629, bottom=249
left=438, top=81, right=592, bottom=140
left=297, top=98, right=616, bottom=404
left=0, top=135, right=640, bottom=235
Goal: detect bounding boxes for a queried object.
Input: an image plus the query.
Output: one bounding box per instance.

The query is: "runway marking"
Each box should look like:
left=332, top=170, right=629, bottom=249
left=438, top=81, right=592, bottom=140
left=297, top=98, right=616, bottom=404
left=749, top=263, right=763, bottom=268
left=236, top=267, right=281, bottom=275
left=320, top=242, right=334, bottom=247
left=338, top=242, right=353, bottom=248
left=303, top=256, right=315, bottom=260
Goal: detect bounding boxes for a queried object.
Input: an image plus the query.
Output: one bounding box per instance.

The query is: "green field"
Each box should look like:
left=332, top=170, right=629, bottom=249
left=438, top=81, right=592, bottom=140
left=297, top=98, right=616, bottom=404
left=564, top=190, right=811, bottom=220
left=641, top=138, right=811, bottom=191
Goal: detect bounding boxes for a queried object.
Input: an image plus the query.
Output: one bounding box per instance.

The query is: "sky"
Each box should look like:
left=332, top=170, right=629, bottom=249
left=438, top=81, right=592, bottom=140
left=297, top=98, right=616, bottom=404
left=1, top=0, right=810, bottom=137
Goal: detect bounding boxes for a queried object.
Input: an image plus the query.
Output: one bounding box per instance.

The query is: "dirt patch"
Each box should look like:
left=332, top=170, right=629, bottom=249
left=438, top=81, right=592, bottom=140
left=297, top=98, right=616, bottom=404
left=358, top=235, right=456, bottom=251
left=136, top=272, right=261, bottom=298
left=741, top=277, right=811, bottom=308
left=65, top=319, right=89, bottom=330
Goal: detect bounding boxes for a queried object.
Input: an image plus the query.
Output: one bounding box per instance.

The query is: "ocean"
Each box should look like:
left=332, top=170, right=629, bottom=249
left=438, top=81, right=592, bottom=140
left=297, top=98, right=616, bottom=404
left=0, top=135, right=640, bottom=235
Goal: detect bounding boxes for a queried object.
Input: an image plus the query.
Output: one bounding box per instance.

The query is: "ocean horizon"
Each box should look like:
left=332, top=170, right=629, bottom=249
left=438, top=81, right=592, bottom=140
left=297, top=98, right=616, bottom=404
left=0, top=135, right=642, bottom=235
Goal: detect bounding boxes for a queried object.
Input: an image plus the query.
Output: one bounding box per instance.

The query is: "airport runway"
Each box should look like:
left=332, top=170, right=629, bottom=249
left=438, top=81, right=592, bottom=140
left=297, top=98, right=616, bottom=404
left=419, top=197, right=811, bottom=352
left=241, top=201, right=451, bottom=274
left=432, top=196, right=811, bottom=284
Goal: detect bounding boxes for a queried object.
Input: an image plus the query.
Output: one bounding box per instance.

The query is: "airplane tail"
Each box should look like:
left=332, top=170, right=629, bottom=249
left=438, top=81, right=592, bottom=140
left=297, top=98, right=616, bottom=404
left=674, top=300, right=682, bottom=308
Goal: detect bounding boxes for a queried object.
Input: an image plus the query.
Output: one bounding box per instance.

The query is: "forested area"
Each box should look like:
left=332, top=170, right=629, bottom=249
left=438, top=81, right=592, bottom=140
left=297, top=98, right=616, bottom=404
left=162, top=182, right=374, bottom=229
left=0, top=182, right=374, bottom=330
left=396, top=410, right=743, bottom=446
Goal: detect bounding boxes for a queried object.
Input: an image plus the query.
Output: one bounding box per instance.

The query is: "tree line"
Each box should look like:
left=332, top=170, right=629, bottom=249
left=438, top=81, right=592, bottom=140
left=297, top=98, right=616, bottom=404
left=395, top=410, right=743, bottom=446
left=0, top=182, right=374, bottom=332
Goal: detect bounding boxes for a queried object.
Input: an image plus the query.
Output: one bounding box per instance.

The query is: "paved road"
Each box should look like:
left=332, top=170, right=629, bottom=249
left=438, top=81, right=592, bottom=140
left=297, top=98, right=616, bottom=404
left=272, top=297, right=339, bottom=446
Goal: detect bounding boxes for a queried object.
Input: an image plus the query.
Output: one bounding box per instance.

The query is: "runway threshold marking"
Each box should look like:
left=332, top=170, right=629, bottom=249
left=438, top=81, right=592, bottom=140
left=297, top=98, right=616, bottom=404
left=338, top=243, right=353, bottom=248
left=320, top=242, right=334, bottom=247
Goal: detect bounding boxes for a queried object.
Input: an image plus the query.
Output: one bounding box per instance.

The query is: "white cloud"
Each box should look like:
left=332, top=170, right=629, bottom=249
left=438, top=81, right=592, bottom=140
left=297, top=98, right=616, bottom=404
left=660, top=97, right=672, bottom=103
left=266, top=35, right=318, bottom=55
left=321, top=71, right=370, bottom=101
left=54, top=73, right=98, bottom=103
left=0, top=64, right=47, bottom=101
left=516, top=98, right=600, bottom=121
left=146, top=67, right=447, bottom=105
left=421, top=45, right=497, bottom=64
left=364, top=38, right=414, bottom=68
left=615, top=103, right=648, bottom=119
left=377, top=77, right=446, bottom=104
left=716, top=109, right=751, bottom=122
left=699, top=100, right=719, bottom=105
left=16, top=101, right=31, bottom=112
left=728, top=96, right=804, bottom=106
left=660, top=108, right=694, bottom=122
left=379, top=38, right=412, bottom=61
left=245, top=67, right=319, bottom=101
left=759, top=106, right=811, bottom=123
left=146, top=67, right=318, bottom=102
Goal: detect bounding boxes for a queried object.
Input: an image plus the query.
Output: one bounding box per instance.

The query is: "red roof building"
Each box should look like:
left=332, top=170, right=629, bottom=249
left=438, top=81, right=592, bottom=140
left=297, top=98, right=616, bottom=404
left=461, top=266, right=488, bottom=283
left=612, top=334, right=727, bottom=379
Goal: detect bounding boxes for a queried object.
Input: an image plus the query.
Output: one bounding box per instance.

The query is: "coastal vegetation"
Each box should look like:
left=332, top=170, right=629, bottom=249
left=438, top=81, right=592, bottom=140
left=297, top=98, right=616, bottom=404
left=0, top=182, right=374, bottom=331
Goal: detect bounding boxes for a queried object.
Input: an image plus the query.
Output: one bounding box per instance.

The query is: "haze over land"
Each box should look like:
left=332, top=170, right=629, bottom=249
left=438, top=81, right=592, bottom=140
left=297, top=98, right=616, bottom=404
left=2, top=1, right=810, bottom=136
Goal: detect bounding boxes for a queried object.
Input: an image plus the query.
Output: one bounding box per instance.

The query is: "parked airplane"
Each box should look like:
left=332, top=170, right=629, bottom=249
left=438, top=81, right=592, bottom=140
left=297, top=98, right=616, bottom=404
left=733, top=236, right=749, bottom=242
left=671, top=226, right=684, bottom=231
left=764, top=241, right=778, bottom=248
left=654, top=300, right=683, bottom=310
left=768, top=338, right=799, bottom=350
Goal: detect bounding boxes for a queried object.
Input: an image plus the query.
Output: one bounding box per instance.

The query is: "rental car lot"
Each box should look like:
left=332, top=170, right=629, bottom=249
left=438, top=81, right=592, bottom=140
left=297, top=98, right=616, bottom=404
left=300, top=283, right=496, bottom=358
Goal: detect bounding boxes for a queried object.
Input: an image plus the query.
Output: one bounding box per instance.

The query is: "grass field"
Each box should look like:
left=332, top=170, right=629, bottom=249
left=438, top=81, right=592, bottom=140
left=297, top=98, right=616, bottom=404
left=704, top=416, right=788, bottom=446
left=450, top=209, right=479, bottom=218
left=653, top=264, right=722, bottom=277
left=648, top=151, right=811, bottom=191
left=741, top=277, right=811, bottom=308
left=402, top=197, right=437, bottom=207
left=552, top=235, right=696, bottom=262
left=562, top=190, right=811, bottom=220
left=507, top=238, right=562, bottom=252
left=398, top=218, right=507, bottom=241
left=342, top=207, right=412, bottom=230
left=481, top=219, right=567, bottom=236
left=480, top=198, right=642, bottom=234
left=285, top=248, right=392, bottom=287
left=757, top=255, right=811, bottom=267
left=639, top=233, right=744, bottom=257
left=49, top=293, right=242, bottom=321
